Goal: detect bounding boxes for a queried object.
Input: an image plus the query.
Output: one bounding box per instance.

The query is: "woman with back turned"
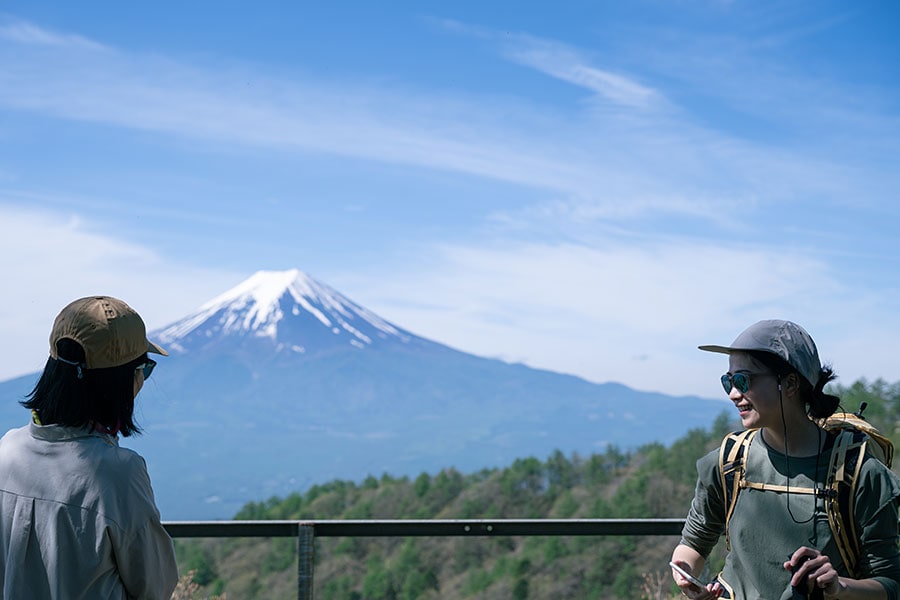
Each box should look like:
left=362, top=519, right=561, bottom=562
left=0, top=296, right=178, bottom=599
left=671, top=320, right=900, bottom=599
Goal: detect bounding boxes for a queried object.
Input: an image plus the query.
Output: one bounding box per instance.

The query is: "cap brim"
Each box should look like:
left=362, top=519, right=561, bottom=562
left=147, top=339, right=168, bottom=357
left=698, top=344, right=735, bottom=354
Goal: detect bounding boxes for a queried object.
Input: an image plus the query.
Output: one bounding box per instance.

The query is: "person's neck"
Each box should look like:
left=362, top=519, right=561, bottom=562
left=761, top=418, right=823, bottom=457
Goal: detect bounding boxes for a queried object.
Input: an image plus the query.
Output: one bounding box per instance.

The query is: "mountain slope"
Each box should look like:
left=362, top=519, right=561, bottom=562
left=0, top=269, right=727, bottom=519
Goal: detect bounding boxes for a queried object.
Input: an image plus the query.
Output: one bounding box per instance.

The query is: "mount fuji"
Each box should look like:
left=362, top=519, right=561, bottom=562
left=155, top=269, right=421, bottom=358
left=0, top=269, right=726, bottom=519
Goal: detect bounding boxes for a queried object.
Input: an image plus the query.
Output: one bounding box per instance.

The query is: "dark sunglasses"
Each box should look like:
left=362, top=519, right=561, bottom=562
left=720, top=371, right=775, bottom=394
left=136, top=358, right=157, bottom=381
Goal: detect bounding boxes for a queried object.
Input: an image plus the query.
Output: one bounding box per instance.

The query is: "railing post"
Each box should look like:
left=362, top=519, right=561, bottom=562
left=298, top=523, right=315, bottom=600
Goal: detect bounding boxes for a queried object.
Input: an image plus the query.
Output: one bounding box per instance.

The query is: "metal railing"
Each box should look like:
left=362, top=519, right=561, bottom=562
left=163, top=518, right=687, bottom=600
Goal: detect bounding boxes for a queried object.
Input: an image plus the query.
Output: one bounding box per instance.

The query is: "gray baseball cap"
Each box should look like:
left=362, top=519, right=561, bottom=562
left=699, top=319, right=821, bottom=387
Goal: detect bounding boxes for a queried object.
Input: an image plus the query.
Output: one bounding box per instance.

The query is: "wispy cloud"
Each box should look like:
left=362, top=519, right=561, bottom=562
left=341, top=237, right=883, bottom=397
left=0, top=28, right=588, bottom=202
left=0, top=19, right=847, bottom=230
left=436, top=19, right=664, bottom=110
left=499, top=36, right=665, bottom=110
left=0, top=204, right=243, bottom=380
left=0, top=18, right=106, bottom=50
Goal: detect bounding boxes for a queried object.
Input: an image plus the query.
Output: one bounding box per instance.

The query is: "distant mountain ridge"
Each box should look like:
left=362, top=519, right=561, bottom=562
left=0, top=269, right=727, bottom=519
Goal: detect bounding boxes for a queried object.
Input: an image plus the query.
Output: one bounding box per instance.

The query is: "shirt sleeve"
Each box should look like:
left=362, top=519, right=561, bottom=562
left=854, top=456, right=900, bottom=600
left=116, top=517, right=178, bottom=600
left=110, top=455, right=178, bottom=600
left=680, top=448, right=726, bottom=558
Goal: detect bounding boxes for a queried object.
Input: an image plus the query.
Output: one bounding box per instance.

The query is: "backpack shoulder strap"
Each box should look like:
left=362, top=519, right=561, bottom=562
left=824, top=429, right=868, bottom=578
left=718, top=429, right=757, bottom=551
left=717, top=426, right=871, bottom=576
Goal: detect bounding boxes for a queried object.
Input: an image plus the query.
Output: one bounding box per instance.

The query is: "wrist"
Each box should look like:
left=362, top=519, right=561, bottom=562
left=825, top=578, right=848, bottom=599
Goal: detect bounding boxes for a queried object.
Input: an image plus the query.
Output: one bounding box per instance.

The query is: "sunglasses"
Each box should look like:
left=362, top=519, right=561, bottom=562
left=135, top=358, right=157, bottom=381
left=720, top=371, right=775, bottom=394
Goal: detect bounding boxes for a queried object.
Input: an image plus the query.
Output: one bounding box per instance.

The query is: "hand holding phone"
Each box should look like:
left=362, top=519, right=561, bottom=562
left=669, top=561, right=706, bottom=589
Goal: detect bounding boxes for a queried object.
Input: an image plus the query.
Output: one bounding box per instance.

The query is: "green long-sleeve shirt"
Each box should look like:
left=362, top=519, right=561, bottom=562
left=680, top=431, right=900, bottom=600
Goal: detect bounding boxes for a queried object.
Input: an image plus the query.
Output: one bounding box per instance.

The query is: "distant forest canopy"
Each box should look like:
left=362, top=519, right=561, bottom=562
left=173, top=378, right=900, bottom=600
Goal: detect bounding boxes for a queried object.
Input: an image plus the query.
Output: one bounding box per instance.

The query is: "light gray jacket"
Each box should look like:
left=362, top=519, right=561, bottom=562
left=0, top=421, right=178, bottom=599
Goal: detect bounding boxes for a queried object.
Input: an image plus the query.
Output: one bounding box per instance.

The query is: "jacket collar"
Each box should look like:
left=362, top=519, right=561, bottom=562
left=29, top=420, right=119, bottom=446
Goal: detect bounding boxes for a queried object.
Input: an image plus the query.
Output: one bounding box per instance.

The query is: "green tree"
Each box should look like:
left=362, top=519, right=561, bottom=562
left=413, top=472, right=430, bottom=498
left=178, top=542, right=217, bottom=586
left=546, top=449, right=577, bottom=491
left=512, top=577, right=529, bottom=600
left=362, top=554, right=396, bottom=600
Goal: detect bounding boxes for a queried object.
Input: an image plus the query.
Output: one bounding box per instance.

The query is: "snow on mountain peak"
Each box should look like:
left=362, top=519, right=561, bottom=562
left=155, top=269, right=411, bottom=353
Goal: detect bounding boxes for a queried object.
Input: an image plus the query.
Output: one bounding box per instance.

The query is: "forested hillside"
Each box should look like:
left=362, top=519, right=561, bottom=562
left=173, top=379, right=900, bottom=600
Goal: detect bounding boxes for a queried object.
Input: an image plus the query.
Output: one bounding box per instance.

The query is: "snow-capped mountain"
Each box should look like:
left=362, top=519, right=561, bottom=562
left=155, top=269, right=417, bottom=356
left=0, top=268, right=728, bottom=519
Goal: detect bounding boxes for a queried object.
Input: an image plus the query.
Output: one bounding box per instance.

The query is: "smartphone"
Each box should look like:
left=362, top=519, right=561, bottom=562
left=669, top=561, right=706, bottom=588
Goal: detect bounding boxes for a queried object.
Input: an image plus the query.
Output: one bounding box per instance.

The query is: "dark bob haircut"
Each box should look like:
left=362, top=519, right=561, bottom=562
left=22, top=338, right=144, bottom=437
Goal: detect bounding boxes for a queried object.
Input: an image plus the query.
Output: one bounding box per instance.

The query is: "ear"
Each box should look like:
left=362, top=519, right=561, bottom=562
left=783, top=373, right=801, bottom=396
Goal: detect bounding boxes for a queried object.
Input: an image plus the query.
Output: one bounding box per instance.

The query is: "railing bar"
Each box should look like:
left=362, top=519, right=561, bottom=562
left=163, top=518, right=686, bottom=538
left=164, top=521, right=299, bottom=537
left=297, top=524, right=314, bottom=600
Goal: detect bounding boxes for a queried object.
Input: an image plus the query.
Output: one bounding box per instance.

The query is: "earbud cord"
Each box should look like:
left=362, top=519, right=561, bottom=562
left=780, top=378, right=820, bottom=527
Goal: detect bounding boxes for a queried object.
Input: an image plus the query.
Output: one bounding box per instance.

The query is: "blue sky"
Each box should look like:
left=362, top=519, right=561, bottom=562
left=1, top=1, right=898, bottom=398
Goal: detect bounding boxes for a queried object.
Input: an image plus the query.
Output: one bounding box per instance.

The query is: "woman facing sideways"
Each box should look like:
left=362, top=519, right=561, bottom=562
left=672, top=320, right=900, bottom=600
